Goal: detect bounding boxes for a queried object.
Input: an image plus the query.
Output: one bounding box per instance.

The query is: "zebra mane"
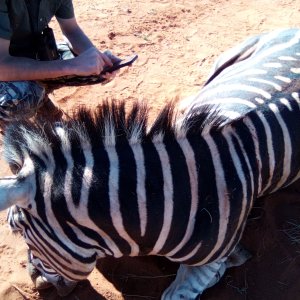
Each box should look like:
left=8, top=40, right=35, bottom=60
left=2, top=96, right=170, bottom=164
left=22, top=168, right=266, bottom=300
left=3, top=100, right=225, bottom=169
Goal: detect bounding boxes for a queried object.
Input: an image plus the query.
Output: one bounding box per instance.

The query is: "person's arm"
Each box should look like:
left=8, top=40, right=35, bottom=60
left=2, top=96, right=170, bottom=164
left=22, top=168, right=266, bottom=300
left=57, top=17, right=94, bottom=55
left=0, top=37, right=73, bottom=81
left=57, top=16, right=112, bottom=65
left=0, top=17, right=112, bottom=82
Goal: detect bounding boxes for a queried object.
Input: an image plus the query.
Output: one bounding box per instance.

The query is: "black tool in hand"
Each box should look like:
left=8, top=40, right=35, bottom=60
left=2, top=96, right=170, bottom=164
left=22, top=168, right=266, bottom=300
left=101, top=54, right=138, bottom=74
left=43, top=54, right=138, bottom=87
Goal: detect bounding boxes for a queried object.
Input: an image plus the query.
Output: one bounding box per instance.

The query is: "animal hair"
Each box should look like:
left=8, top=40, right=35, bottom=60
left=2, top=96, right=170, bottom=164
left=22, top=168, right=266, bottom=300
left=3, top=100, right=225, bottom=170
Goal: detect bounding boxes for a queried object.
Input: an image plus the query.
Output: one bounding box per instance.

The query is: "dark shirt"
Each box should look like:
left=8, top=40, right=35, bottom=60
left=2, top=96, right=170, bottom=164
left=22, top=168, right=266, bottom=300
left=0, top=0, right=74, bottom=58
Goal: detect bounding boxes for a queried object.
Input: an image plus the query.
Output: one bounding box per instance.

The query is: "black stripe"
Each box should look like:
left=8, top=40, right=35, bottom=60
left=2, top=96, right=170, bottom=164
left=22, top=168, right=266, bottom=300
left=171, top=135, right=219, bottom=263
left=116, top=139, right=141, bottom=242
left=246, top=112, right=269, bottom=192
left=261, top=107, right=284, bottom=193
left=209, top=131, right=245, bottom=261
left=70, top=138, right=85, bottom=207
left=88, top=138, right=131, bottom=255
left=210, top=132, right=253, bottom=261
left=232, top=117, right=259, bottom=197
left=140, top=140, right=164, bottom=254
left=37, top=141, right=102, bottom=261
left=159, top=137, right=191, bottom=255
left=277, top=97, right=300, bottom=187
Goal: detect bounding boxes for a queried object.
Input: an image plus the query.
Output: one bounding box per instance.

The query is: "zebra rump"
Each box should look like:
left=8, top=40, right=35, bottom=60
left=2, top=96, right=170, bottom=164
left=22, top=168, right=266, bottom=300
left=2, top=28, right=300, bottom=299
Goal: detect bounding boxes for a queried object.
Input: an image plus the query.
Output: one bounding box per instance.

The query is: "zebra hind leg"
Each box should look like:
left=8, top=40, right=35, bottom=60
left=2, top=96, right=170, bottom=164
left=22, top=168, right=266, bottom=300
left=161, top=244, right=252, bottom=299
left=161, top=260, right=227, bottom=300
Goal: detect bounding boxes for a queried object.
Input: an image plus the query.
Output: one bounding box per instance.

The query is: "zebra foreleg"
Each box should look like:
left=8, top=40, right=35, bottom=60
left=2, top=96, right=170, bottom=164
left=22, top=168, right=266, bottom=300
left=162, top=244, right=251, bottom=299
left=27, top=250, right=78, bottom=297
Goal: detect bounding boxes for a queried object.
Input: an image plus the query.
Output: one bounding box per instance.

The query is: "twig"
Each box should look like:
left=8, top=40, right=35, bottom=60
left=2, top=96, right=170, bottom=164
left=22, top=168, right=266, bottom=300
left=11, top=284, right=32, bottom=300
left=122, top=294, right=156, bottom=299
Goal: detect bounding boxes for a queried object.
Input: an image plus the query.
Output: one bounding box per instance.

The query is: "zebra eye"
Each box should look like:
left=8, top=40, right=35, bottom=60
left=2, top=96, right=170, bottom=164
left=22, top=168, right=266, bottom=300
left=9, top=163, right=22, bottom=175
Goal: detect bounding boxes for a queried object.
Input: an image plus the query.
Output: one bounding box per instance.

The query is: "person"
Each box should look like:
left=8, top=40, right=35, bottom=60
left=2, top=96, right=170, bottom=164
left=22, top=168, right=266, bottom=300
left=0, top=0, right=118, bottom=122
left=0, top=0, right=122, bottom=293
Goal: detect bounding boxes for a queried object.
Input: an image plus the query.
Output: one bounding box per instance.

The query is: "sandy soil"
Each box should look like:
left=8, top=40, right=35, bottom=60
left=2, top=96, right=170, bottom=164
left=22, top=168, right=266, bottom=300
left=1, top=0, right=300, bottom=299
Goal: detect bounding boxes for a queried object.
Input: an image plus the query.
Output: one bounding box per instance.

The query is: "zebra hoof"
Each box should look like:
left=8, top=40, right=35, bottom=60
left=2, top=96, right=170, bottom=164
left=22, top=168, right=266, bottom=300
left=54, top=276, right=78, bottom=297
left=28, top=259, right=52, bottom=290
left=226, top=244, right=252, bottom=268
left=34, top=275, right=53, bottom=290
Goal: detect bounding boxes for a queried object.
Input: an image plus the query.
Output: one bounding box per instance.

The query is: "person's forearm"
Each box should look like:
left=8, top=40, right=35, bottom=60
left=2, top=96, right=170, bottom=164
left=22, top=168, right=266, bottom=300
left=0, top=55, right=74, bottom=81
left=63, top=26, right=95, bottom=55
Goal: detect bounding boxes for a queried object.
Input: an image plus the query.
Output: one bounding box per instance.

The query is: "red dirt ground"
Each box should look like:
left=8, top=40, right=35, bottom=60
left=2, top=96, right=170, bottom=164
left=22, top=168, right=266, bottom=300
left=1, top=0, right=300, bottom=299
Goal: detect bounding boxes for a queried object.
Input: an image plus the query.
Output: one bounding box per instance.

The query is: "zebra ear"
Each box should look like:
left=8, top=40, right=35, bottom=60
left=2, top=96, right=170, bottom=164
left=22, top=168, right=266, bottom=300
left=0, top=176, right=32, bottom=211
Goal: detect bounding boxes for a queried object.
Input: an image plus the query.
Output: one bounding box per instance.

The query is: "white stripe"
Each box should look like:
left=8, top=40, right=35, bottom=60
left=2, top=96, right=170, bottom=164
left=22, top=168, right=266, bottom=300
left=292, top=92, right=300, bottom=103
left=106, top=144, right=140, bottom=256
left=274, top=75, right=291, bottom=83
left=193, top=97, right=257, bottom=108
left=41, top=144, right=88, bottom=258
left=218, top=127, right=255, bottom=259
left=278, top=56, right=298, bottom=61
left=268, top=103, right=292, bottom=192
left=280, top=98, right=292, bottom=111
left=256, top=30, right=300, bottom=63
left=66, top=223, right=105, bottom=257
left=149, top=139, right=174, bottom=255
left=25, top=218, right=91, bottom=281
left=221, top=111, right=242, bottom=119
left=242, top=117, right=262, bottom=194
left=241, top=69, right=268, bottom=76
left=200, top=84, right=272, bottom=100
left=247, top=77, right=282, bottom=91
left=196, top=133, right=230, bottom=265
left=165, top=136, right=198, bottom=257
left=56, top=127, right=122, bottom=257
left=258, top=111, right=275, bottom=195
left=263, top=62, right=282, bottom=68
left=168, top=242, right=202, bottom=262
left=255, top=97, right=265, bottom=104
left=291, top=68, right=300, bottom=74
left=131, top=144, right=147, bottom=236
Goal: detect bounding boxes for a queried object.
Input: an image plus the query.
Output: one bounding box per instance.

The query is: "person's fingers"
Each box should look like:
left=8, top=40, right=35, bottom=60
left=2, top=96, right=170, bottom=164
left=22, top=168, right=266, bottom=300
left=101, top=52, right=113, bottom=67
left=102, top=71, right=117, bottom=80
left=95, top=54, right=107, bottom=74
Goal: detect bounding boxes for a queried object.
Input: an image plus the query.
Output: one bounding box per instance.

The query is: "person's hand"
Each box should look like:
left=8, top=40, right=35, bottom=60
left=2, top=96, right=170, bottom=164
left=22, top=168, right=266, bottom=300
left=99, top=50, right=122, bottom=84
left=100, top=70, right=118, bottom=85
left=72, top=47, right=113, bottom=76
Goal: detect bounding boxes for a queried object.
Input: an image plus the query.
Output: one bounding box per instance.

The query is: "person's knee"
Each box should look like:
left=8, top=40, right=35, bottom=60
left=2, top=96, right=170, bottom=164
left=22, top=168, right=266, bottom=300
left=0, top=81, right=46, bottom=121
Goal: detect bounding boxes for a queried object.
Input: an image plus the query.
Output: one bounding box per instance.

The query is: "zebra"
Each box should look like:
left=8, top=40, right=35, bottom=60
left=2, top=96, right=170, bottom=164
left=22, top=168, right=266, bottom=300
left=1, top=27, right=300, bottom=299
